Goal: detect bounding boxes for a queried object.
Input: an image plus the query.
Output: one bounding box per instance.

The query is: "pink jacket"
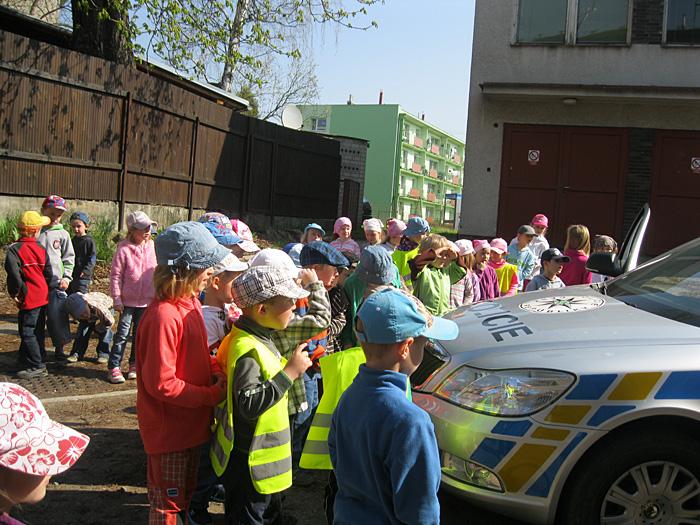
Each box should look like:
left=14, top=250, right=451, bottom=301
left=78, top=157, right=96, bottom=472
left=110, top=239, right=157, bottom=308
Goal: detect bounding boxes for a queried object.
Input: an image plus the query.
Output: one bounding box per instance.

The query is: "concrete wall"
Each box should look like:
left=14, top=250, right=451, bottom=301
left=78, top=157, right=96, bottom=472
left=460, top=0, right=700, bottom=238
left=336, top=137, right=369, bottom=221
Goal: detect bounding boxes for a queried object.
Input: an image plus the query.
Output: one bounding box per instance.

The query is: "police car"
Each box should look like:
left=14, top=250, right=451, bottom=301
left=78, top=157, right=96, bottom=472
left=412, top=206, right=700, bottom=524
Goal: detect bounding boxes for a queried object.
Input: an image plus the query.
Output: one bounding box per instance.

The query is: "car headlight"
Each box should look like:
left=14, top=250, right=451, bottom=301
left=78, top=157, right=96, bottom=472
left=434, top=366, right=575, bottom=416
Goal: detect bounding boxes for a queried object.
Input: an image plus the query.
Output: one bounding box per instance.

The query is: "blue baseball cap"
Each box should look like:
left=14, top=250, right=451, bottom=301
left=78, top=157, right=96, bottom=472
left=300, top=241, right=349, bottom=267
left=155, top=221, right=230, bottom=270
left=69, top=211, right=89, bottom=226
left=402, top=217, right=430, bottom=237
left=304, top=223, right=326, bottom=237
left=355, top=288, right=459, bottom=344
left=198, top=212, right=243, bottom=246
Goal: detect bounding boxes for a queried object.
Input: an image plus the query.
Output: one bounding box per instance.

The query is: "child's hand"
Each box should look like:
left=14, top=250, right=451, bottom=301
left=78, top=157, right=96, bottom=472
left=283, top=343, right=312, bottom=382
left=300, top=269, right=318, bottom=286
left=12, top=297, right=23, bottom=309
left=114, top=305, right=124, bottom=313
left=212, top=376, right=227, bottom=402
left=58, top=279, right=69, bottom=291
left=435, top=246, right=458, bottom=261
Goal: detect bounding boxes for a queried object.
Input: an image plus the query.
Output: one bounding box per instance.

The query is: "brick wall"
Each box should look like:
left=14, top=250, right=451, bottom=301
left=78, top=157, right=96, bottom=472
left=623, top=128, right=654, bottom=237
left=632, top=0, right=664, bottom=44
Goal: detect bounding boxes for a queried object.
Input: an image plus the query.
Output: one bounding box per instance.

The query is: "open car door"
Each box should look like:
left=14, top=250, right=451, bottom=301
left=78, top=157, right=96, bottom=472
left=587, top=203, right=650, bottom=278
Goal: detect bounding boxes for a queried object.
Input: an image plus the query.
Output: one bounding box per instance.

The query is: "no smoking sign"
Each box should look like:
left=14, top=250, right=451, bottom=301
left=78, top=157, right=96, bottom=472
left=528, top=150, right=540, bottom=166
left=692, top=157, right=700, bottom=174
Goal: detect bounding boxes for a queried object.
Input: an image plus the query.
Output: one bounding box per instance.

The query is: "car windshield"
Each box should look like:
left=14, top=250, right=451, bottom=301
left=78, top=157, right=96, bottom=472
left=602, top=238, right=700, bottom=327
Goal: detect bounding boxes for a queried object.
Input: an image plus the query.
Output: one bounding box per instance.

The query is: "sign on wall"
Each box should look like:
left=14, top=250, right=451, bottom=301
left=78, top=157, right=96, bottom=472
left=528, top=150, right=540, bottom=165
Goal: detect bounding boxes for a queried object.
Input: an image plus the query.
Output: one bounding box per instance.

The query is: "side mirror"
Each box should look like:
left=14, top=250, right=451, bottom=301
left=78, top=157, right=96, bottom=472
left=586, top=252, right=622, bottom=277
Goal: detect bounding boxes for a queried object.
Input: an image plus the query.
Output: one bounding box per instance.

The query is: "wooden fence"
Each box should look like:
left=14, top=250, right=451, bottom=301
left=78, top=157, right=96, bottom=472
left=0, top=29, right=341, bottom=227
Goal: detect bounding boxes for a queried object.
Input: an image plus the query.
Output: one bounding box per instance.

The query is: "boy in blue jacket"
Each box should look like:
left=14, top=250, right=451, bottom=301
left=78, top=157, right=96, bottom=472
left=328, top=288, right=458, bottom=524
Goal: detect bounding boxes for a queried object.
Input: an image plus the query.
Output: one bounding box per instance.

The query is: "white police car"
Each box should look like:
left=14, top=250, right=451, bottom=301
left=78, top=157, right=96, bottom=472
left=412, top=206, right=700, bottom=524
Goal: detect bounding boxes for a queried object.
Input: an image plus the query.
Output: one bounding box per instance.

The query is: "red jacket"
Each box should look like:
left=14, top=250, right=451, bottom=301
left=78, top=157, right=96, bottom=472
left=4, top=237, right=52, bottom=310
left=136, top=296, right=223, bottom=454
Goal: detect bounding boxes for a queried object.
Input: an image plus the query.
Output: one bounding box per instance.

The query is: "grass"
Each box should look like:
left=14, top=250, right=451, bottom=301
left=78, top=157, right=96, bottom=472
left=0, top=212, right=20, bottom=246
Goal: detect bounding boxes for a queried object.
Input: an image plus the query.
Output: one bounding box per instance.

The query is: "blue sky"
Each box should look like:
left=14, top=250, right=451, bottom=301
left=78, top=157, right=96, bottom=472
left=311, top=0, right=476, bottom=140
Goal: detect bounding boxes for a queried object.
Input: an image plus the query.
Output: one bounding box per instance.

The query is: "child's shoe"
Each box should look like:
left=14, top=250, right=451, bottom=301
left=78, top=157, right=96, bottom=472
left=97, top=357, right=108, bottom=365
left=16, top=367, right=48, bottom=379
left=210, top=484, right=225, bottom=503
left=127, top=365, right=137, bottom=380
left=108, top=368, right=125, bottom=384
left=66, top=354, right=79, bottom=363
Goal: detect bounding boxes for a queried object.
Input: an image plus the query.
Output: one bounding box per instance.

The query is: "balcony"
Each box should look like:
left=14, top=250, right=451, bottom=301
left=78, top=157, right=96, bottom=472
left=411, top=163, right=422, bottom=174
left=452, top=175, right=460, bottom=185
left=431, top=144, right=440, bottom=155
left=449, top=199, right=456, bottom=206
left=429, top=169, right=438, bottom=179
left=414, top=137, right=424, bottom=148
left=427, top=192, right=436, bottom=202
left=453, top=154, right=461, bottom=164
left=410, top=188, right=421, bottom=198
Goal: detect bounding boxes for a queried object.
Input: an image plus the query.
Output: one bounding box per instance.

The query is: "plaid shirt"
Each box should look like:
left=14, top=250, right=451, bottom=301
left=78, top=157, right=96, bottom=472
left=271, top=280, right=331, bottom=414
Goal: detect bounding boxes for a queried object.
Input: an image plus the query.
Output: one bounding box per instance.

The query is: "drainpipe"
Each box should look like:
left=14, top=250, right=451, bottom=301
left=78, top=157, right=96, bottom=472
left=391, top=112, right=405, bottom=219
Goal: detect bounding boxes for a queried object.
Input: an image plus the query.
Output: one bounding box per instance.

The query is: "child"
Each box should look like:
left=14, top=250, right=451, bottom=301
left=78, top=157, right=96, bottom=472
left=560, top=224, right=592, bottom=286
left=135, top=221, right=229, bottom=524
left=362, top=218, right=384, bottom=250
left=408, top=234, right=467, bottom=317
left=287, top=223, right=326, bottom=267
left=198, top=212, right=243, bottom=250
left=230, top=218, right=261, bottom=258
left=211, top=266, right=312, bottom=524
left=330, top=217, right=361, bottom=256
left=506, top=225, right=536, bottom=292
left=5, top=211, right=52, bottom=379
left=380, top=218, right=406, bottom=253
left=526, top=248, right=569, bottom=292
left=328, top=288, right=458, bottom=525
left=67, top=211, right=97, bottom=295
left=449, top=239, right=479, bottom=308
left=340, top=245, right=405, bottom=350
left=392, top=216, right=430, bottom=291
left=472, top=240, right=501, bottom=301
left=510, top=213, right=550, bottom=288
left=63, top=292, right=114, bottom=364
left=0, top=383, right=90, bottom=523
left=489, top=238, right=519, bottom=296
left=590, top=235, right=617, bottom=284
left=108, top=211, right=157, bottom=383
left=337, top=250, right=359, bottom=288
left=37, top=195, right=74, bottom=361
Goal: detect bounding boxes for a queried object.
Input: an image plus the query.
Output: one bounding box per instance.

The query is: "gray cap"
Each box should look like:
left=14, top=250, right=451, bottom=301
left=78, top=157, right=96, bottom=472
left=355, top=245, right=397, bottom=285
left=155, top=221, right=230, bottom=270
left=518, top=224, right=536, bottom=235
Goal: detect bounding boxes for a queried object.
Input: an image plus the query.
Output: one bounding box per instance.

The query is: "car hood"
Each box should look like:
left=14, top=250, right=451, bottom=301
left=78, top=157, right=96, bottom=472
left=437, top=286, right=700, bottom=371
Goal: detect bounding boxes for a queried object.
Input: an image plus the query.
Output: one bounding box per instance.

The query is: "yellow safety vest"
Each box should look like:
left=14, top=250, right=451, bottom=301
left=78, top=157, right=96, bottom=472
left=299, top=347, right=366, bottom=470
left=392, top=247, right=419, bottom=291
left=210, top=326, right=292, bottom=494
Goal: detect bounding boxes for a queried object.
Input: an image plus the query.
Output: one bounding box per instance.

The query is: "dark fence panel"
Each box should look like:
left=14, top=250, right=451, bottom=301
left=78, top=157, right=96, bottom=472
left=0, top=29, right=341, bottom=225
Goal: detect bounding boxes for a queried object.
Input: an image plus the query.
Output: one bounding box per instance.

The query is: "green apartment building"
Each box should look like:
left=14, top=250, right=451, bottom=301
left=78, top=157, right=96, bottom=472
left=298, top=104, right=464, bottom=227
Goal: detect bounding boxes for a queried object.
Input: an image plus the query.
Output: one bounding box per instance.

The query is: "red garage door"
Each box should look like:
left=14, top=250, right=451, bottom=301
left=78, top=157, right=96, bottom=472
left=648, top=130, right=700, bottom=255
left=498, top=124, right=628, bottom=250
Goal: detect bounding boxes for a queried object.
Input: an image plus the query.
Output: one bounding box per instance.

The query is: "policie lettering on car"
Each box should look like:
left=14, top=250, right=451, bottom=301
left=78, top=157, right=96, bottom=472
left=469, top=302, right=533, bottom=343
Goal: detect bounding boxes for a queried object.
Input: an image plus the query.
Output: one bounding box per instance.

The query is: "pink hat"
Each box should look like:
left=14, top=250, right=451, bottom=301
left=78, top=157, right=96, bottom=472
left=531, top=214, right=549, bottom=227
left=0, top=383, right=89, bottom=476
left=490, top=238, right=508, bottom=254
left=230, top=219, right=260, bottom=253
left=454, top=239, right=474, bottom=256
left=334, top=217, right=352, bottom=235
left=473, top=239, right=490, bottom=253
left=386, top=219, right=407, bottom=238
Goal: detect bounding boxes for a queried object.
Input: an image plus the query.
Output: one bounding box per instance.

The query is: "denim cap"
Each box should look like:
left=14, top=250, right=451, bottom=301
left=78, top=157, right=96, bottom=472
left=355, top=288, right=459, bottom=344
left=355, top=245, right=396, bottom=285
left=42, top=195, right=66, bottom=211
left=199, top=214, right=243, bottom=246
left=304, top=223, right=326, bottom=237
left=69, top=211, right=89, bottom=226
left=402, top=217, right=430, bottom=236
left=63, top=293, right=89, bottom=319
left=300, top=241, right=349, bottom=268
left=231, top=266, right=309, bottom=309
left=155, top=221, right=230, bottom=271
left=250, top=248, right=301, bottom=279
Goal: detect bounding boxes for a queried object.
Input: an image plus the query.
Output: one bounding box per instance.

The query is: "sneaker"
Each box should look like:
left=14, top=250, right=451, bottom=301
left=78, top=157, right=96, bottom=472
left=97, top=357, right=108, bottom=365
left=16, top=367, right=48, bottom=379
left=188, top=508, right=213, bottom=525
left=210, top=484, right=225, bottom=503
left=292, top=469, right=314, bottom=487
left=66, top=354, right=79, bottom=363
left=108, top=368, right=125, bottom=384
left=127, top=365, right=137, bottom=380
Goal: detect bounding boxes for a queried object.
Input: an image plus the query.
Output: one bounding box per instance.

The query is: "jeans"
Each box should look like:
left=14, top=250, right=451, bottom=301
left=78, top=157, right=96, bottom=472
left=68, top=277, right=90, bottom=295
left=222, top=450, right=282, bottom=525
left=46, top=289, right=71, bottom=353
left=190, top=438, right=219, bottom=511
left=108, top=306, right=146, bottom=370
left=72, top=318, right=113, bottom=360
left=292, top=373, right=319, bottom=469
left=18, top=306, right=46, bottom=369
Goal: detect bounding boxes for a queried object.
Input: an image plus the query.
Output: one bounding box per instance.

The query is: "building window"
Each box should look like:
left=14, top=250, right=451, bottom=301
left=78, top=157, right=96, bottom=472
left=667, top=0, right=700, bottom=44
left=312, top=118, right=326, bottom=131
left=517, top=0, right=630, bottom=45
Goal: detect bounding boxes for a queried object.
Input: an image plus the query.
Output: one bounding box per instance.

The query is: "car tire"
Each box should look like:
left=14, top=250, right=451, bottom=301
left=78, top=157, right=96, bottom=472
left=557, top=428, right=700, bottom=525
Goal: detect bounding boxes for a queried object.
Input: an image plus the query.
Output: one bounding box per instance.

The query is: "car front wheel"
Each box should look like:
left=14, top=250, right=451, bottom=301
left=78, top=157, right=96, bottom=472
left=557, top=429, right=700, bottom=525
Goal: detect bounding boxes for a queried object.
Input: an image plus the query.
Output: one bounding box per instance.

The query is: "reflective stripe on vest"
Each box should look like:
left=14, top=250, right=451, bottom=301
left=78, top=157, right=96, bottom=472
left=392, top=247, right=419, bottom=291
left=210, top=326, right=292, bottom=494
left=299, top=347, right=366, bottom=470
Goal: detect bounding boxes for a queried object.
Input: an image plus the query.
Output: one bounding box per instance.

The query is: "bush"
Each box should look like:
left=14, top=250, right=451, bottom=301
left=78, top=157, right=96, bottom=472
left=0, top=212, right=20, bottom=246
left=89, top=217, right=117, bottom=264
